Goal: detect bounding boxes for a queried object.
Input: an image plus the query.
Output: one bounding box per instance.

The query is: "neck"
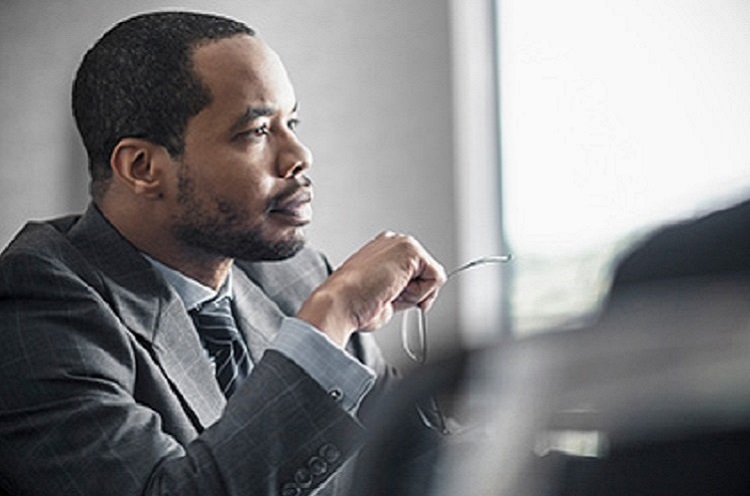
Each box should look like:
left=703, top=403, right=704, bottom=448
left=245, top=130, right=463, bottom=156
left=156, top=251, right=234, bottom=290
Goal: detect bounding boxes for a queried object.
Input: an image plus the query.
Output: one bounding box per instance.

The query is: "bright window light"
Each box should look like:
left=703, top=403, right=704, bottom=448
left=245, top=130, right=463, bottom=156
left=498, top=0, right=750, bottom=333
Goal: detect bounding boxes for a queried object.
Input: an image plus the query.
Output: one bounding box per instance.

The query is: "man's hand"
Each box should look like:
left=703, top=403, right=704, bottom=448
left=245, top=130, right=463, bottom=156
left=297, top=232, right=446, bottom=347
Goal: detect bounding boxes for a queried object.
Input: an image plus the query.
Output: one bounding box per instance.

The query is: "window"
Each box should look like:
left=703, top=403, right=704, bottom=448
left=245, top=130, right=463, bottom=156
left=452, top=0, right=750, bottom=340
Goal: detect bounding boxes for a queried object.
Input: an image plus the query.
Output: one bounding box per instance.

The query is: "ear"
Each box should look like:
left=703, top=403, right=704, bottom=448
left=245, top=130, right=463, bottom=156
left=110, top=138, right=171, bottom=199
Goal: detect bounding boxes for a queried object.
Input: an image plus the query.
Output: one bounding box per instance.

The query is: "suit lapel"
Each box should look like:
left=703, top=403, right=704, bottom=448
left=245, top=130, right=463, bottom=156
left=148, top=297, right=226, bottom=426
left=236, top=247, right=330, bottom=315
left=68, top=205, right=225, bottom=429
left=231, top=267, right=286, bottom=363
left=232, top=248, right=331, bottom=362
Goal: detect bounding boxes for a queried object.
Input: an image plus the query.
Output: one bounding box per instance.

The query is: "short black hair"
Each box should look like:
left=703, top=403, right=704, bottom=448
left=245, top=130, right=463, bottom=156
left=72, top=11, right=255, bottom=200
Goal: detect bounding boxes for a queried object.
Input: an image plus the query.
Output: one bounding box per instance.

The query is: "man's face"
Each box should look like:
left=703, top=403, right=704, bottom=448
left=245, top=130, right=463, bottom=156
left=170, top=35, right=313, bottom=262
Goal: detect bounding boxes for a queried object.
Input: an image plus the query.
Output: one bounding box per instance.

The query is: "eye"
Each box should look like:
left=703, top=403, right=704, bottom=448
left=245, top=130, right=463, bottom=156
left=252, top=123, right=269, bottom=136
left=287, top=118, right=300, bottom=132
left=234, top=123, right=269, bottom=142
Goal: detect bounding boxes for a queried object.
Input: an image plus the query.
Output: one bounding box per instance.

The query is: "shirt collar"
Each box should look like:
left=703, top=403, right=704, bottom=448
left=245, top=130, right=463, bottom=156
left=142, top=254, right=233, bottom=311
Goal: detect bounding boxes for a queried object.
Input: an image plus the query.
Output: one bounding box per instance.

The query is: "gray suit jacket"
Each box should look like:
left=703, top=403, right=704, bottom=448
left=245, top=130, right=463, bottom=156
left=0, top=205, right=394, bottom=495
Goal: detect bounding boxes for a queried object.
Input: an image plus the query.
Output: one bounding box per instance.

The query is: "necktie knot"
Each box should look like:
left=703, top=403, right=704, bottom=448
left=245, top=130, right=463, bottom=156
left=190, top=296, right=251, bottom=398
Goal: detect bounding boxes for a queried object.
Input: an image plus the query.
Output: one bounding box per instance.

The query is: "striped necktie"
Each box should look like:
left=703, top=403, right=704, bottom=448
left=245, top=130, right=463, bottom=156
left=190, top=296, right=251, bottom=398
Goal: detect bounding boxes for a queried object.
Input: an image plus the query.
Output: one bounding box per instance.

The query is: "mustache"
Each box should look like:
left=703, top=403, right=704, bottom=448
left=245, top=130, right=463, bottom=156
left=266, top=175, right=313, bottom=211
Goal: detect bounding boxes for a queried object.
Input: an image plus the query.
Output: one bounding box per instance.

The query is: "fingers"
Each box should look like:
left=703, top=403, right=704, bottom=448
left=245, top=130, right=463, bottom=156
left=298, top=230, right=446, bottom=344
left=392, top=234, right=446, bottom=310
left=392, top=276, right=442, bottom=311
left=356, top=231, right=446, bottom=320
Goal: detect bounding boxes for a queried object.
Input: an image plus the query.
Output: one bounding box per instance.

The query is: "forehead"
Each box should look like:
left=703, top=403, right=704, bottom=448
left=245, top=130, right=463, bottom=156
left=190, top=35, right=297, bottom=117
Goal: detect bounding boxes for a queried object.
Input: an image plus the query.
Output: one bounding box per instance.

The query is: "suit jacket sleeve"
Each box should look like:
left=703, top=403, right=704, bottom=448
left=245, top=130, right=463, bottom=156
left=0, top=226, right=365, bottom=495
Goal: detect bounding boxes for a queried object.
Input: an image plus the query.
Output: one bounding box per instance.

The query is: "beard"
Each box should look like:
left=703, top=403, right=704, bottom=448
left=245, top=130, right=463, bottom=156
left=171, top=170, right=307, bottom=262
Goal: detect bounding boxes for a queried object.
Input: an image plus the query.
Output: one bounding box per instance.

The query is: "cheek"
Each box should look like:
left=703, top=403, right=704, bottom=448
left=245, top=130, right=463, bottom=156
left=218, top=171, right=276, bottom=214
left=183, top=146, right=277, bottom=212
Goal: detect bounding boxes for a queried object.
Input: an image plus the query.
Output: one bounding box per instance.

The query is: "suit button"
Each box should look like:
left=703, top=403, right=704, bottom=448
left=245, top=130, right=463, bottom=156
left=295, top=467, right=313, bottom=488
left=308, top=455, right=327, bottom=476
left=281, top=482, right=300, bottom=496
left=328, top=388, right=343, bottom=401
left=319, top=443, right=341, bottom=463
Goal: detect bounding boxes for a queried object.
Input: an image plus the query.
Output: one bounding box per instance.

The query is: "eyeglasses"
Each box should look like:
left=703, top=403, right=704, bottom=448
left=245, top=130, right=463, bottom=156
left=401, top=255, right=512, bottom=364
left=400, top=254, right=512, bottom=434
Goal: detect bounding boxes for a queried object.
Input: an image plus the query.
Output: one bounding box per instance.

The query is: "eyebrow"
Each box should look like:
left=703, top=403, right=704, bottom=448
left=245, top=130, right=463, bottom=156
left=229, top=106, right=273, bottom=134
left=229, top=102, right=299, bottom=133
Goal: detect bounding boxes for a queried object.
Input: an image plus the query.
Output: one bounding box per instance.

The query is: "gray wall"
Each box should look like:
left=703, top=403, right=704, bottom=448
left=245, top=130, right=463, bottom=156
left=0, top=0, right=460, bottom=366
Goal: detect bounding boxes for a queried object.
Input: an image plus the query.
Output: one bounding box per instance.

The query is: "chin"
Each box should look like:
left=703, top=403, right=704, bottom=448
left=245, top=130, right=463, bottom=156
left=260, top=239, right=306, bottom=261
left=239, top=230, right=307, bottom=262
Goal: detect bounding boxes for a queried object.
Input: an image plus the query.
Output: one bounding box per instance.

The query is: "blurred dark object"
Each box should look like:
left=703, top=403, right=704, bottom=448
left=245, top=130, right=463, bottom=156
left=353, top=351, right=472, bottom=496
left=353, top=197, right=750, bottom=495
left=411, top=276, right=750, bottom=496
left=538, top=196, right=750, bottom=496
left=450, top=195, right=750, bottom=495
left=610, top=197, right=750, bottom=291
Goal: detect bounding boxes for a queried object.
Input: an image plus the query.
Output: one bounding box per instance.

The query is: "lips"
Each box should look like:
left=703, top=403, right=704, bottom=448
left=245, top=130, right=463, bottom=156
left=269, top=188, right=313, bottom=225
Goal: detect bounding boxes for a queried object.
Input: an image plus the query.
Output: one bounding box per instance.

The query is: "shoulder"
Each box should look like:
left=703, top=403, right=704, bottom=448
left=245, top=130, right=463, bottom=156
left=2, top=213, right=81, bottom=256
left=1, top=214, right=90, bottom=285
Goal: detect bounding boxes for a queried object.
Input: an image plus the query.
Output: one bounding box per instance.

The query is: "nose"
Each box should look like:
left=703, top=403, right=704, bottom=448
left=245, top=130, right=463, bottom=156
left=277, top=134, right=313, bottom=179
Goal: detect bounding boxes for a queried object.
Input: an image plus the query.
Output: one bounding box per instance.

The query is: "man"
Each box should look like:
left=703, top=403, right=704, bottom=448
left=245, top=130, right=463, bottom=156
left=0, top=11, right=445, bottom=496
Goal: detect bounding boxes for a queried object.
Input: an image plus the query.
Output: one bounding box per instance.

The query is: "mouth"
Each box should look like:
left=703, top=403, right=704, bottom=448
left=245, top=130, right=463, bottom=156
left=268, top=188, right=313, bottom=226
